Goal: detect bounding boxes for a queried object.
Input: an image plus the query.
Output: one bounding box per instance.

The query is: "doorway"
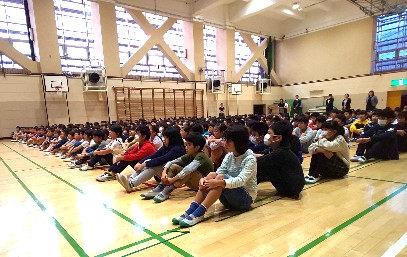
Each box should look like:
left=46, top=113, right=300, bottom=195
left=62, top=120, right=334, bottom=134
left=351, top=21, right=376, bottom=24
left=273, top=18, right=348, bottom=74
left=253, top=104, right=265, bottom=115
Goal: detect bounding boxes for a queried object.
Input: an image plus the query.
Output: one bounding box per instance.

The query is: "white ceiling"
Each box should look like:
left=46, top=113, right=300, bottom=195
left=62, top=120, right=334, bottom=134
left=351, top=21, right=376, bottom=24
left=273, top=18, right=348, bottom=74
left=103, top=0, right=371, bottom=39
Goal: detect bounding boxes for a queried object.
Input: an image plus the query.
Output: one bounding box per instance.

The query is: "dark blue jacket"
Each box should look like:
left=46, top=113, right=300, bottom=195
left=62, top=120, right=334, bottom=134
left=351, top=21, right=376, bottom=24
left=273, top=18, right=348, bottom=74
left=364, top=123, right=398, bottom=160
left=140, top=144, right=186, bottom=167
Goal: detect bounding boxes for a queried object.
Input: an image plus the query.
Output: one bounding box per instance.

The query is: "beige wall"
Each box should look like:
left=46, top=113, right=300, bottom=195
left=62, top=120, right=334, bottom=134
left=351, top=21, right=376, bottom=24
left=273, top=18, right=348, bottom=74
left=275, top=18, right=375, bottom=84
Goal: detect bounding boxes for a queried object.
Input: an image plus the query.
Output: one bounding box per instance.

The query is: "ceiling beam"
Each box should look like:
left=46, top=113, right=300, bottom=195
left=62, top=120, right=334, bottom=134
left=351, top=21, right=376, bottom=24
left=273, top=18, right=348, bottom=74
left=193, top=0, right=232, bottom=16
left=229, top=0, right=285, bottom=23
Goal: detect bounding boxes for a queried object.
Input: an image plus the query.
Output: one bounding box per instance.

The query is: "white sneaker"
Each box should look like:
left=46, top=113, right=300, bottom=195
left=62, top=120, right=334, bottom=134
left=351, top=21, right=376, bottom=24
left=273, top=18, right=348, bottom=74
left=179, top=214, right=204, bottom=227
left=350, top=155, right=361, bottom=162
left=80, top=165, right=94, bottom=171
left=357, top=156, right=367, bottom=163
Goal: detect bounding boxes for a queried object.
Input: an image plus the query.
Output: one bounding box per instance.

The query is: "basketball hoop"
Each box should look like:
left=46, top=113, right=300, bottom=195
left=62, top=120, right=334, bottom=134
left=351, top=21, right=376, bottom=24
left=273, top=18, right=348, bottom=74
left=55, top=86, right=63, bottom=96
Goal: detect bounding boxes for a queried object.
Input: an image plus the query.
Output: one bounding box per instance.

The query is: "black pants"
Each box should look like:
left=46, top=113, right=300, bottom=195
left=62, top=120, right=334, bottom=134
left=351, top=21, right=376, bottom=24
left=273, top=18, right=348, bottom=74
left=309, top=153, right=348, bottom=178
left=356, top=141, right=392, bottom=160
left=88, top=153, right=113, bottom=167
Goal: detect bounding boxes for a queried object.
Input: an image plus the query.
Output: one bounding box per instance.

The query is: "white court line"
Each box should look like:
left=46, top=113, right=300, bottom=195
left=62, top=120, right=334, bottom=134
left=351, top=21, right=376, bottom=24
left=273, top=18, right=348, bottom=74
left=381, top=232, right=407, bottom=257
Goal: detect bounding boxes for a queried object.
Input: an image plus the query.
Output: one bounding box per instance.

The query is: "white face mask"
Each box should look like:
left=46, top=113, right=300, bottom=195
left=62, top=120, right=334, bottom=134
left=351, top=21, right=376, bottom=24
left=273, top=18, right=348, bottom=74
left=319, top=130, right=328, bottom=138
left=159, top=127, right=164, bottom=133
left=378, top=119, right=387, bottom=127
left=263, top=134, right=271, bottom=146
left=249, top=135, right=257, bottom=144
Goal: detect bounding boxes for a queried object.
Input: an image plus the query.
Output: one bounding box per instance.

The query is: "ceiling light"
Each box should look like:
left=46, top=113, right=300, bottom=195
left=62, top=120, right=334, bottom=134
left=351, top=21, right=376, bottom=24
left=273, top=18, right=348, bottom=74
left=282, top=9, right=294, bottom=15
left=292, top=2, right=300, bottom=10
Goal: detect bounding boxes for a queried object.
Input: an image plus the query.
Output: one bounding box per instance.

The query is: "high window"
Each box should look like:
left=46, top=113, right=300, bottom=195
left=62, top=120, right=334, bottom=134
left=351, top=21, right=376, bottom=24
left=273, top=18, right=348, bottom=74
left=116, top=7, right=185, bottom=78
left=54, top=0, right=96, bottom=73
left=203, top=25, right=217, bottom=78
left=235, top=32, right=264, bottom=82
left=0, top=0, right=32, bottom=70
left=374, top=11, right=407, bottom=72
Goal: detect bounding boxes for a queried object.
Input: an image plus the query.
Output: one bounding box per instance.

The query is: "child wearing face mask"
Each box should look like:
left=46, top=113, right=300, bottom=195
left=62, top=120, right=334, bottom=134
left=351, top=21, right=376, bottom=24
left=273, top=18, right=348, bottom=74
left=351, top=109, right=398, bottom=163
left=257, top=120, right=304, bottom=198
left=249, top=122, right=270, bottom=154
left=305, top=120, right=350, bottom=184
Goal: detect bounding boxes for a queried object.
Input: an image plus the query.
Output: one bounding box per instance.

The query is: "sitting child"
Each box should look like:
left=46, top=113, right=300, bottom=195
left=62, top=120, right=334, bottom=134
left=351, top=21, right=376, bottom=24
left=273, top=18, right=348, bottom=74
left=142, top=133, right=214, bottom=203
left=173, top=125, right=257, bottom=227
left=305, top=120, right=350, bottom=184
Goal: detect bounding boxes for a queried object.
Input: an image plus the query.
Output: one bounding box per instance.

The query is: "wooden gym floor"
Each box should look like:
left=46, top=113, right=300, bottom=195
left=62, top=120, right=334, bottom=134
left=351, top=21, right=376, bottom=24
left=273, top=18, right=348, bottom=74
left=1, top=140, right=407, bottom=257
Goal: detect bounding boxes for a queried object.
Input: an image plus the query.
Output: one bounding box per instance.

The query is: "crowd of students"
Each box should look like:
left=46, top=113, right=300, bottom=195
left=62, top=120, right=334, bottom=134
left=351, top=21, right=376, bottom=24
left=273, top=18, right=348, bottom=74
left=10, top=106, right=407, bottom=227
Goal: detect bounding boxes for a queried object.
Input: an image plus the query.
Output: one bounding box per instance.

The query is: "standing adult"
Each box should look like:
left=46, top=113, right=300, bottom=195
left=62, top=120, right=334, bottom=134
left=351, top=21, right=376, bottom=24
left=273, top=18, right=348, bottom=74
left=218, top=103, right=225, bottom=118
left=293, top=95, right=302, bottom=114
left=326, top=94, right=334, bottom=112
left=366, top=90, right=378, bottom=111
left=278, top=99, right=285, bottom=115
left=342, top=93, right=351, bottom=110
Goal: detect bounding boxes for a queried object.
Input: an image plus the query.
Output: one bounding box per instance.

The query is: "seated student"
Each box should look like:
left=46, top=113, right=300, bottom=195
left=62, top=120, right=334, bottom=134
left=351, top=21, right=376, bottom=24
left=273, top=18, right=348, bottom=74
left=351, top=109, right=398, bottom=163
left=350, top=110, right=370, bottom=139
left=102, top=125, right=156, bottom=180
left=44, top=130, right=61, bottom=152
left=343, top=109, right=356, bottom=128
left=80, top=124, right=124, bottom=174
left=396, top=111, right=407, bottom=152
left=11, top=126, right=22, bottom=142
left=249, top=122, right=270, bottom=154
left=39, top=128, right=55, bottom=151
left=27, top=127, right=45, bottom=147
left=257, top=120, right=304, bottom=198
left=305, top=120, right=350, bottom=184
left=361, top=110, right=378, bottom=137
left=117, top=126, right=186, bottom=192
left=149, top=124, right=163, bottom=150
left=141, top=133, right=214, bottom=203
left=46, top=130, right=69, bottom=155
left=204, top=123, right=227, bottom=170
left=311, top=115, right=328, bottom=143
left=58, top=130, right=76, bottom=158
left=69, top=130, right=106, bottom=169
left=334, top=113, right=350, bottom=144
left=308, top=112, right=320, bottom=130
left=64, top=129, right=85, bottom=161
left=173, top=125, right=257, bottom=227
left=292, top=114, right=315, bottom=153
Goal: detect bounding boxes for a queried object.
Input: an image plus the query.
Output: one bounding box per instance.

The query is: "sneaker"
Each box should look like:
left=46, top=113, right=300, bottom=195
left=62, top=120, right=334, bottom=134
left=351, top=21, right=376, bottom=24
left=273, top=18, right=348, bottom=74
left=305, top=176, right=319, bottom=184
left=60, top=154, right=67, bottom=159
left=117, top=173, right=133, bottom=193
left=142, top=190, right=160, bottom=199
left=357, top=156, right=367, bottom=163
left=55, top=153, right=62, bottom=157
left=153, top=192, right=169, bottom=203
left=28, top=144, right=34, bottom=147
left=69, top=164, right=81, bottom=169
left=172, top=212, right=188, bottom=225
left=350, top=155, right=361, bottom=162
left=11, top=139, right=18, bottom=142
left=179, top=214, right=204, bottom=227
left=80, top=165, right=94, bottom=171
left=96, top=172, right=116, bottom=182
left=63, top=158, right=72, bottom=162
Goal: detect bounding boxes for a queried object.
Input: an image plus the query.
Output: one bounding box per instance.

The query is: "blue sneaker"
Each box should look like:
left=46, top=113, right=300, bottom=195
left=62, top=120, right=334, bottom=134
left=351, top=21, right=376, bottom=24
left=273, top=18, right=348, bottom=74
left=179, top=214, right=204, bottom=227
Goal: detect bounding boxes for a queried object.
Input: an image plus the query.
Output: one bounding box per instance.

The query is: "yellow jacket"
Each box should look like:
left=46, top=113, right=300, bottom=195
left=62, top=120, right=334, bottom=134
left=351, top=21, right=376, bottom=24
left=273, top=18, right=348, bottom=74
left=350, top=119, right=370, bottom=135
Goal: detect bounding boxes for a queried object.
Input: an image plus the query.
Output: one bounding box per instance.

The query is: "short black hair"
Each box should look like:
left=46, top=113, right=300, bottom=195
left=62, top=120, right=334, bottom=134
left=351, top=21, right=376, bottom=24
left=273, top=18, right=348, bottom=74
left=271, top=120, right=292, bottom=145
left=224, top=125, right=249, bottom=155
left=136, top=124, right=151, bottom=141
left=334, top=113, right=346, bottom=124
left=92, top=130, right=104, bottom=139
left=377, top=108, right=396, bottom=119
left=149, top=124, right=159, bottom=134
left=316, top=115, right=327, bottom=123
left=84, top=130, right=93, bottom=138
left=398, top=111, right=407, bottom=120
left=310, top=112, right=320, bottom=118
left=321, top=120, right=345, bottom=137
left=251, top=122, right=269, bottom=136
left=109, top=124, right=122, bottom=136
left=163, top=126, right=184, bottom=147
left=297, top=114, right=309, bottom=124
left=190, top=124, right=204, bottom=134
left=185, top=132, right=206, bottom=151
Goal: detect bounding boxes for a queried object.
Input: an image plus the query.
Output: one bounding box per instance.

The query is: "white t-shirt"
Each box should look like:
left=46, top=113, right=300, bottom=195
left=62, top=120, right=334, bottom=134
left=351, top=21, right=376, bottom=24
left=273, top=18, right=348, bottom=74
left=106, top=138, right=125, bottom=157
left=151, top=135, right=163, bottom=150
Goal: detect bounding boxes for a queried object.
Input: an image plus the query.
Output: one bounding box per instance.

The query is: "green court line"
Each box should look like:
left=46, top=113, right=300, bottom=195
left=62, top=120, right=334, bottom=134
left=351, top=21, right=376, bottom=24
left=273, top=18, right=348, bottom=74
left=288, top=183, right=407, bottom=257
left=95, top=228, right=190, bottom=257
left=0, top=156, right=89, bottom=257
left=121, top=233, right=186, bottom=257
left=347, top=175, right=407, bottom=184
left=1, top=143, right=193, bottom=257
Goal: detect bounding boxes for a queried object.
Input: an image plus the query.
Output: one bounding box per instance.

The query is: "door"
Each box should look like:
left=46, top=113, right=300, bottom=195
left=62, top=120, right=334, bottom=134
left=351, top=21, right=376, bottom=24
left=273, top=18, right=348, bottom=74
left=253, top=104, right=265, bottom=115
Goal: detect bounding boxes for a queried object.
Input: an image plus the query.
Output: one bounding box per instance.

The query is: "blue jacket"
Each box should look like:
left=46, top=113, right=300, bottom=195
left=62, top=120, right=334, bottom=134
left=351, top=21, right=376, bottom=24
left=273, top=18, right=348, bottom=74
left=140, top=144, right=186, bottom=167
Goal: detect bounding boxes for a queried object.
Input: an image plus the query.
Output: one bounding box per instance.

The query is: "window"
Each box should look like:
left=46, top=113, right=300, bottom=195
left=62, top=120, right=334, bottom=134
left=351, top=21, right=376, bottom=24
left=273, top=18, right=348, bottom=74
left=203, top=25, right=217, bottom=78
left=235, top=33, right=264, bottom=82
left=374, top=11, right=407, bottom=72
left=54, top=0, right=96, bottom=73
left=115, top=7, right=184, bottom=78
left=0, top=0, right=32, bottom=70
